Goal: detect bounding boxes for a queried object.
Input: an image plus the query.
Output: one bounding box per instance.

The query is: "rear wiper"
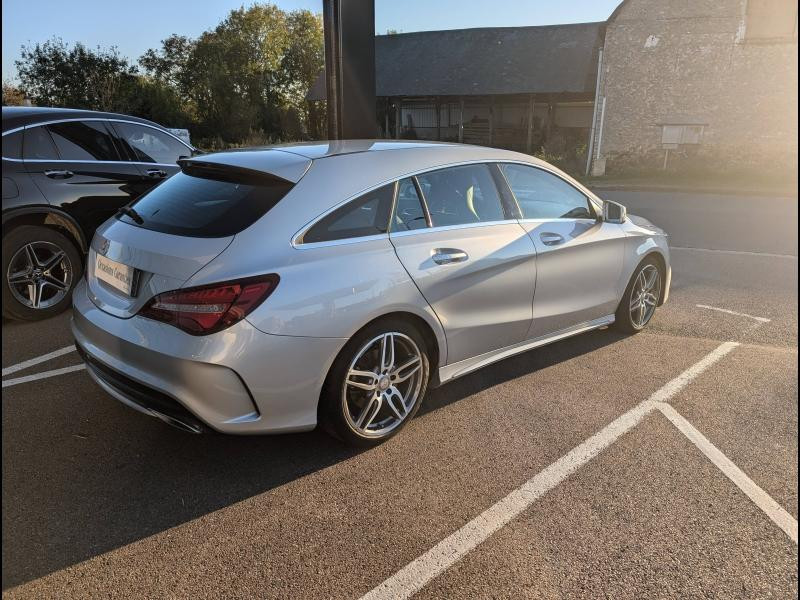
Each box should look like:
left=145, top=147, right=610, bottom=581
left=117, top=206, right=144, bottom=225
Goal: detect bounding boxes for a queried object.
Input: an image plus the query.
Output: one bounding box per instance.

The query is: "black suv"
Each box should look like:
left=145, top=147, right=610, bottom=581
left=2, top=107, right=196, bottom=320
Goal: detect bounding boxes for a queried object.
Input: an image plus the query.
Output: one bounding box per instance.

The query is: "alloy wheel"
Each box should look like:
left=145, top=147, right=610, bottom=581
left=342, top=332, right=425, bottom=437
left=629, top=264, right=661, bottom=329
left=6, top=241, right=73, bottom=310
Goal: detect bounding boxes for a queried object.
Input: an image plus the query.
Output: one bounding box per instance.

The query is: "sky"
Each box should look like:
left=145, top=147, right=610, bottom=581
left=2, top=0, right=621, bottom=82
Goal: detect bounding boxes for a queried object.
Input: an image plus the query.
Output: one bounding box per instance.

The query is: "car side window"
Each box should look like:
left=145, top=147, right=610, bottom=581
left=111, top=122, right=190, bottom=164
left=303, top=183, right=395, bottom=244
left=22, top=126, right=59, bottom=160
left=391, top=178, right=428, bottom=232
left=47, top=121, right=121, bottom=161
left=500, top=164, right=595, bottom=220
left=416, top=163, right=505, bottom=227
left=2, top=131, right=23, bottom=159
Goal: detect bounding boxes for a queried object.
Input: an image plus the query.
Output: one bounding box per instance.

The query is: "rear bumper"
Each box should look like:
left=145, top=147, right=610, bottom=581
left=71, top=279, right=346, bottom=434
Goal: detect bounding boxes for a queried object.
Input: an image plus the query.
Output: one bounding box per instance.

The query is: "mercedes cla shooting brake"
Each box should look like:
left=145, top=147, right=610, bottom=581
left=72, top=141, right=670, bottom=446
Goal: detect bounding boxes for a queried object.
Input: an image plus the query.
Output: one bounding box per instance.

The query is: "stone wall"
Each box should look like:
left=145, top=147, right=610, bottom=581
left=599, top=0, right=798, bottom=174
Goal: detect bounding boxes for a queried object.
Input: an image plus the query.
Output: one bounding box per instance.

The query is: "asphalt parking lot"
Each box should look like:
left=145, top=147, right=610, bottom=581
left=2, top=190, right=798, bottom=598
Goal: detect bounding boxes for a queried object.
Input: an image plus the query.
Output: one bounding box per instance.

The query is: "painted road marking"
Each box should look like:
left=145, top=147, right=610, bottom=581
left=658, top=402, right=798, bottom=544
left=2, top=364, right=85, bottom=388
left=670, top=246, right=798, bottom=260
left=696, top=304, right=771, bottom=324
left=360, top=341, right=739, bottom=600
left=2, top=345, right=77, bottom=377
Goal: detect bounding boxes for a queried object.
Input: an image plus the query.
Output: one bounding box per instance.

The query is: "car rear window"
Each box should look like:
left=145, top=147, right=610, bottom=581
left=120, top=170, right=294, bottom=238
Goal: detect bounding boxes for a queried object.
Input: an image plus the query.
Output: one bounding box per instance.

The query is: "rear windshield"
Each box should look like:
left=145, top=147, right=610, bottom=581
left=120, top=171, right=294, bottom=237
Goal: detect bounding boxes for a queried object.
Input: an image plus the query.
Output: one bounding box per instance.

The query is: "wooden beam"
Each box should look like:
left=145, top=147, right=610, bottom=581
left=436, top=97, right=441, bottom=141
left=488, top=97, right=494, bottom=146
left=458, top=98, right=464, bottom=143
left=526, top=95, right=534, bottom=154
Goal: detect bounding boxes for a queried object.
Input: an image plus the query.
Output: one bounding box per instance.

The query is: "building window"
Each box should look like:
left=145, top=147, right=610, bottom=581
left=661, top=125, right=704, bottom=146
left=745, top=0, right=798, bottom=41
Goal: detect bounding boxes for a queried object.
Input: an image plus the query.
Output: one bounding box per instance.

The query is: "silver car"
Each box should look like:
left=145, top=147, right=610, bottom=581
left=72, top=141, right=670, bottom=446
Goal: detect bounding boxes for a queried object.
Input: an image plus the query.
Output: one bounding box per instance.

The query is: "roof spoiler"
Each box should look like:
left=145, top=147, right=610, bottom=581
left=177, top=158, right=294, bottom=186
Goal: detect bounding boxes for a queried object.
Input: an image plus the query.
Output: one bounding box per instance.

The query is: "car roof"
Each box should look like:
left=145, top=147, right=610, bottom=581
left=184, top=140, right=555, bottom=186
left=1, top=106, right=165, bottom=132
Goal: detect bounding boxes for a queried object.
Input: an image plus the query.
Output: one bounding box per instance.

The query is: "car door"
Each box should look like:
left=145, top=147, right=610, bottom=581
left=23, top=120, right=147, bottom=234
left=389, top=164, right=537, bottom=365
left=499, top=163, right=626, bottom=339
left=109, top=120, right=192, bottom=190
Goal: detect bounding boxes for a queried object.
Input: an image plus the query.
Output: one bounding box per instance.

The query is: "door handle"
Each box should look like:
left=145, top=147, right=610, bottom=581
left=146, top=169, right=167, bottom=178
left=44, top=169, right=73, bottom=179
left=540, top=232, right=565, bottom=246
left=431, top=248, right=469, bottom=265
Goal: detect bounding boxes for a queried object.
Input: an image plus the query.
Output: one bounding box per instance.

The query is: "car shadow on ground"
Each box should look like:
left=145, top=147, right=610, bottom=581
left=2, top=327, right=628, bottom=589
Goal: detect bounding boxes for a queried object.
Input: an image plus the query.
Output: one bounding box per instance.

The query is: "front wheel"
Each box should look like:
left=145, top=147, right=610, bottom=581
left=321, top=319, right=430, bottom=447
left=614, top=258, right=662, bottom=334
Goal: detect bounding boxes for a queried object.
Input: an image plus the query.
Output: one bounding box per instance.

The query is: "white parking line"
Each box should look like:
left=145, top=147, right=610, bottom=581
left=1, top=345, right=77, bottom=377
left=658, top=402, right=798, bottom=544
left=360, top=341, right=739, bottom=600
left=2, top=364, right=85, bottom=388
left=670, top=246, right=798, bottom=260
left=696, top=304, right=771, bottom=324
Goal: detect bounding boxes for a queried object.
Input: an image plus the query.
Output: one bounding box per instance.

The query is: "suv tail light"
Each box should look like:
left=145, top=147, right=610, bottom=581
left=139, top=274, right=279, bottom=335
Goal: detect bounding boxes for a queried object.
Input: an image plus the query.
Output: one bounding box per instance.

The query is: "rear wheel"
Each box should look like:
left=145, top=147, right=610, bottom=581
left=614, top=257, right=662, bottom=334
left=2, top=225, right=81, bottom=321
left=321, top=319, right=430, bottom=447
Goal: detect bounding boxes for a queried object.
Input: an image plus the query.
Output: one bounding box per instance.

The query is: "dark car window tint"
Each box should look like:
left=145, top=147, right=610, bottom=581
left=392, top=178, right=428, bottom=232
left=417, top=164, right=505, bottom=227
left=303, top=184, right=395, bottom=244
left=47, top=121, right=120, bottom=161
left=2, top=130, right=23, bottom=159
left=501, top=164, right=594, bottom=220
left=121, top=171, right=293, bottom=238
left=23, top=126, right=59, bottom=160
left=112, top=122, right=189, bottom=164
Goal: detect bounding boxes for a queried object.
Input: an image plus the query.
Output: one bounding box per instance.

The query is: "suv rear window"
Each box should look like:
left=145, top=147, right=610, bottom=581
left=120, top=170, right=294, bottom=238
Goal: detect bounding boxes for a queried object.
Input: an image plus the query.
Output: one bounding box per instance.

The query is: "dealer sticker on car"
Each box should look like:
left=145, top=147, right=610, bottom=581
left=95, top=253, right=136, bottom=296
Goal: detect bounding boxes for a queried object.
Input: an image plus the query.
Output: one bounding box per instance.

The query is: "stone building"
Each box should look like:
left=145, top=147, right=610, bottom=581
left=593, top=0, right=798, bottom=175
left=310, top=0, right=798, bottom=176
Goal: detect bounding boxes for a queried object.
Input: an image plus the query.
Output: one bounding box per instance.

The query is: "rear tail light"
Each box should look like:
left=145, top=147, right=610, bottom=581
left=139, top=274, right=279, bottom=335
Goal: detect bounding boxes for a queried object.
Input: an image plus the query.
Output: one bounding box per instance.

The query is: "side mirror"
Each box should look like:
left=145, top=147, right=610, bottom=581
left=602, top=200, right=627, bottom=224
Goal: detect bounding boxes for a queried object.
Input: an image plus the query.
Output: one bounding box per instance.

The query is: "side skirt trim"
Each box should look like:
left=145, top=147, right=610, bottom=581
left=438, top=315, right=615, bottom=384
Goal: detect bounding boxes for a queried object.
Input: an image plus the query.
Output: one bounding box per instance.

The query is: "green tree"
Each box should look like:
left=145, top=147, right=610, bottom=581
left=15, top=38, right=138, bottom=111
left=139, top=34, right=195, bottom=89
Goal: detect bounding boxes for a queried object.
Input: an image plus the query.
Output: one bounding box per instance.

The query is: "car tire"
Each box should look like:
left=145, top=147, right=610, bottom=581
left=320, top=318, right=431, bottom=447
left=613, top=256, right=662, bottom=334
left=2, top=225, right=82, bottom=321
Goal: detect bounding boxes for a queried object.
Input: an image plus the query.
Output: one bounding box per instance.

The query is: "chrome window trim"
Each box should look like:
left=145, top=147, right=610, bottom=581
left=4, top=158, right=179, bottom=168
left=290, top=232, right=391, bottom=250
left=2, top=117, right=193, bottom=161
left=389, top=219, right=520, bottom=238
left=293, top=158, right=538, bottom=248
left=517, top=217, right=599, bottom=224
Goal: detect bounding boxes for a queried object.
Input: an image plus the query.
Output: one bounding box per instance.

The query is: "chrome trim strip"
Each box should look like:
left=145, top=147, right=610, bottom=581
left=291, top=233, right=390, bottom=249
left=5, top=158, right=179, bottom=167
left=438, top=314, right=615, bottom=383
left=389, top=220, right=519, bottom=238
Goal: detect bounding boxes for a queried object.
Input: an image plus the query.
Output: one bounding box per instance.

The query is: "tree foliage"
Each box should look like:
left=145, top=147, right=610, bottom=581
left=15, top=39, right=138, bottom=112
left=2, top=81, right=27, bottom=106
left=13, top=4, right=325, bottom=146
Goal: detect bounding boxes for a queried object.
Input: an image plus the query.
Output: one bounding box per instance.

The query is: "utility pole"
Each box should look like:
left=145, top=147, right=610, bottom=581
left=323, top=0, right=377, bottom=140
